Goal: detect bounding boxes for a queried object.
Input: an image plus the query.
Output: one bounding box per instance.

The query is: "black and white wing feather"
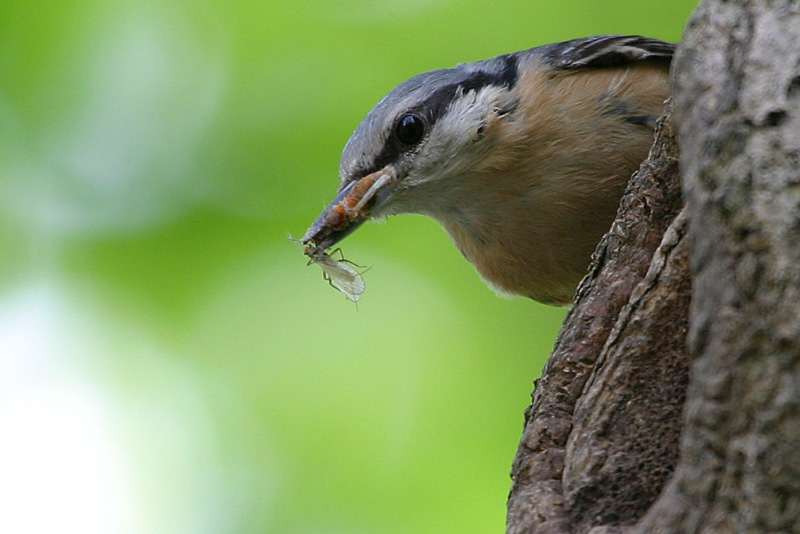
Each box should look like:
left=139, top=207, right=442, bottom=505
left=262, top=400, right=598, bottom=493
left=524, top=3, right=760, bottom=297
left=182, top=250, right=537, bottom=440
left=539, top=35, right=675, bottom=70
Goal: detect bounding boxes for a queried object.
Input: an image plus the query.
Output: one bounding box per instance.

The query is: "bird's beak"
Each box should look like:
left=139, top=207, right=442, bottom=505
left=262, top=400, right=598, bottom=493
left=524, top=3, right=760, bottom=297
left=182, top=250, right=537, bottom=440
left=302, top=166, right=398, bottom=251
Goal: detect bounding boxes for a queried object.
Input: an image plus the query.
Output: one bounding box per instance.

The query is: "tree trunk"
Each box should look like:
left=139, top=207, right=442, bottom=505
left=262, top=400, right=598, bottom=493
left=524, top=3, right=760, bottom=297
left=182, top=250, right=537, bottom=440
left=507, top=2, right=800, bottom=533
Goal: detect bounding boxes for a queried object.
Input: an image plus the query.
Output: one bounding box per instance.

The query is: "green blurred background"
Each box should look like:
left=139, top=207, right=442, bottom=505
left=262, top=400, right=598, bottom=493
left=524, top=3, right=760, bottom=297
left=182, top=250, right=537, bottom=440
left=0, top=1, right=696, bottom=532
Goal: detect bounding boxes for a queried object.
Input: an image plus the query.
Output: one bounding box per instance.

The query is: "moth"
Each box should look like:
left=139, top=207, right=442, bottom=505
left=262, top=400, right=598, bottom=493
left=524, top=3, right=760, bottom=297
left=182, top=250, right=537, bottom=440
left=304, top=246, right=366, bottom=303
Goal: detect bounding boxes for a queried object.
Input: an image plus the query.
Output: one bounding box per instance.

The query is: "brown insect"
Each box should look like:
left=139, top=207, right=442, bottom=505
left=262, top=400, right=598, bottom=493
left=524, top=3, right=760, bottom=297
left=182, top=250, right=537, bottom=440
left=299, top=167, right=394, bottom=302
left=301, top=167, right=396, bottom=249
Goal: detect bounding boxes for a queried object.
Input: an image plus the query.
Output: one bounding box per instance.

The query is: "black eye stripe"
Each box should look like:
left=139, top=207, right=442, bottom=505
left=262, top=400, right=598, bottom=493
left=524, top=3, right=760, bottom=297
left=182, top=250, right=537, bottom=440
left=417, top=70, right=513, bottom=130
left=352, top=56, right=519, bottom=179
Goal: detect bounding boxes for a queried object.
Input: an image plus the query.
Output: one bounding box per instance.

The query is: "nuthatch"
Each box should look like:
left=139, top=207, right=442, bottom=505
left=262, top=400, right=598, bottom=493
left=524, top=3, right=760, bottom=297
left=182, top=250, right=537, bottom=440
left=303, top=35, right=673, bottom=305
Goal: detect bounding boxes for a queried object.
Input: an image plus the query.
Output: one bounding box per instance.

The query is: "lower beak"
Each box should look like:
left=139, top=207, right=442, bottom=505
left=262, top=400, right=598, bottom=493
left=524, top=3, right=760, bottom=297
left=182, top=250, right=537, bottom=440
left=302, top=166, right=397, bottom=251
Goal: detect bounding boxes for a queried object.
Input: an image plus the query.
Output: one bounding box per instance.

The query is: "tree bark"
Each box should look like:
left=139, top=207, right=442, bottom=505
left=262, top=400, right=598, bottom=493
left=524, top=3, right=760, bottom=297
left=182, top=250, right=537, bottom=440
left=507, top=105, right=689, bottom=534
left=507, top=2, right=800, bottom=533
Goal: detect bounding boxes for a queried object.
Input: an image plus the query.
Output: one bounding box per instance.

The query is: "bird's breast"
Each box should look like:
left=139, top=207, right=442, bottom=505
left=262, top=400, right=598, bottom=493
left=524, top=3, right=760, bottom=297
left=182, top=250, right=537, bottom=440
left=440, top=209, right=596, bottom=306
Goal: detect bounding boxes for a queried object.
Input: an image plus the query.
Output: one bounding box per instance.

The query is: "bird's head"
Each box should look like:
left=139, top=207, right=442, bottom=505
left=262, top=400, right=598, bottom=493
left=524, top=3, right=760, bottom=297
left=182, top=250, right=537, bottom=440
left=302, top=55, right=521, bottom=250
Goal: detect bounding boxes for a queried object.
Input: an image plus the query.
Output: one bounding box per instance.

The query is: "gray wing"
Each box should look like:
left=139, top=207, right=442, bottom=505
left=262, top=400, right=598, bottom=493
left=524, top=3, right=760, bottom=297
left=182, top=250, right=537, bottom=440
left=537, top=35, right=675, bottom=70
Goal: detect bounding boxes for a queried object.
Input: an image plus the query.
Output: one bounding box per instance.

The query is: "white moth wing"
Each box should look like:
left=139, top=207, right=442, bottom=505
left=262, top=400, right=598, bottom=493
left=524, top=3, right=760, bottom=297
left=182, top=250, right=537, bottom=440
left=312, top=252, right=366, bottom=302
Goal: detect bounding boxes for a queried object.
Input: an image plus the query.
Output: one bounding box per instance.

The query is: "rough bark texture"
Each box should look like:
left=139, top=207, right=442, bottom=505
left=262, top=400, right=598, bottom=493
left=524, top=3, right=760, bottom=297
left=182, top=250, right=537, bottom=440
left=507, top=110, right=688, bottom=534
left=565, top=209, right=690, bottom=534
left=508, top=1, right=800, bottom=533
left=635, top=2, right=800, bottom=533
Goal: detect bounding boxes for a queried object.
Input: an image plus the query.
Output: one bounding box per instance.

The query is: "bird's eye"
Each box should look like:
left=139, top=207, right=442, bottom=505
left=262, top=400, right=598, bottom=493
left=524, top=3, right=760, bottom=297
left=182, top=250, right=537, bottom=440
left=395, top=114, right=425, bottom=146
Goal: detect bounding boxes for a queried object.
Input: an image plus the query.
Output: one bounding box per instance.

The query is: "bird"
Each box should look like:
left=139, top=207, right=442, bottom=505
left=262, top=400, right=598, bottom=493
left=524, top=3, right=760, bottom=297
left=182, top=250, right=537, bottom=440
left=303, top=35, right=674, bottom=306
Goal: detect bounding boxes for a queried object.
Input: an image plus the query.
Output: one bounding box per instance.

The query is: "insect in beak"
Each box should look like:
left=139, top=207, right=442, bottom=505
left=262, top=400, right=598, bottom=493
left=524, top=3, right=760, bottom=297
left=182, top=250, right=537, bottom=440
left=304, top=246, right=367, bottom=303
left=298, top=167, right=395, bottom=302
left=302, top=167, right=397, bottom=251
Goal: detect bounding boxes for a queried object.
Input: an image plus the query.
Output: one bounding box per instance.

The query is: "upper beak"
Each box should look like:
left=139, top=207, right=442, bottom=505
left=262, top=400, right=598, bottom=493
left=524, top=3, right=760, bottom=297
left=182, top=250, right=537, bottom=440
left=302, top=166, right=398, bottom=251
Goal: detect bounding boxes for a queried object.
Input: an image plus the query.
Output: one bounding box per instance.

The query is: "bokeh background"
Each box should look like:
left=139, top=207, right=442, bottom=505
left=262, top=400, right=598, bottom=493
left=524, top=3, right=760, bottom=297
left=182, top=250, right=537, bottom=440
left=0, top=1, right=696, bottom=533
